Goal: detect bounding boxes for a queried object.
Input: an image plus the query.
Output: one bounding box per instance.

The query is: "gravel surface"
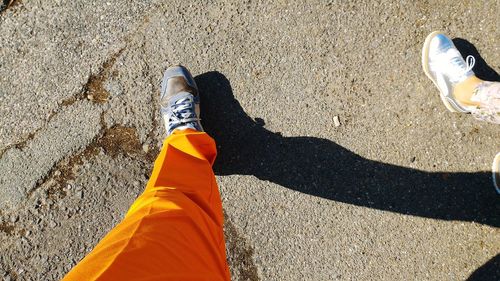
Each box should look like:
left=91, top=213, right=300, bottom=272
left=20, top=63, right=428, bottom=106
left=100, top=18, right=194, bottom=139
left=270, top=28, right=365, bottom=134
left=0, top=1, right=499, bottom=280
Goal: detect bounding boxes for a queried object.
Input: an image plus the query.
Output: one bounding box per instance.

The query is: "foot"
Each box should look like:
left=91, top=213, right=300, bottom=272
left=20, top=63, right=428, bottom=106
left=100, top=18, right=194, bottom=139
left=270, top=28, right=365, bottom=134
left=422, top=31, right=476, bottom=113
left=160, top=65, right=203, bottom=135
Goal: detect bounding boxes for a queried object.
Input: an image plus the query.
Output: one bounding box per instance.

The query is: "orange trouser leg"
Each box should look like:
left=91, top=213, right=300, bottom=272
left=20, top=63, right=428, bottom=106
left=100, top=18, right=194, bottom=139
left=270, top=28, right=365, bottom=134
left=63, top=129, right=230, bottom=281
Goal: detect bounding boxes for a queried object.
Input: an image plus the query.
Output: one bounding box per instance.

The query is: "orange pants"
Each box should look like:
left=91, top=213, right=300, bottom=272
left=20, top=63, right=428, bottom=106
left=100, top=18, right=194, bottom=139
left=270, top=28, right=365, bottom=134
left=63, top=129, right=230, bottom=281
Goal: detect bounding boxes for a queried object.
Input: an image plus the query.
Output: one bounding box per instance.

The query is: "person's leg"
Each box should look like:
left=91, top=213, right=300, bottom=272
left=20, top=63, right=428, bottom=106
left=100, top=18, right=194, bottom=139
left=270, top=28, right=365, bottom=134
left=462, top=80, right=500, bottom=124
left=453, top=76, right=483, bottom=106
left=422, top=33, right=500, bottom=193
left=63, top=129, right=229, bottom=281
left=63, top=66, right=230, bottom=280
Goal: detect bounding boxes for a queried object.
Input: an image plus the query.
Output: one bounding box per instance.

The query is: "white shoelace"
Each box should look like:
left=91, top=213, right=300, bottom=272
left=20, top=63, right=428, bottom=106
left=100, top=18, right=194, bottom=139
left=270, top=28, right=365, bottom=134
left=430, top=48, right=475, bottom=84
left=167, top=97, right=200, bottom=131
left=464, top=55, right=476, bottom=72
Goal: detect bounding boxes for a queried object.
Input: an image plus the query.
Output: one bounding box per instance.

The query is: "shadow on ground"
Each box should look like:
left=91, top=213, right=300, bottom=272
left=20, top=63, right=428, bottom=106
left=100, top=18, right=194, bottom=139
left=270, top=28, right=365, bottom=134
left=467, top=254, right=500, bottom=281
left=196, top=71, right=499, bottom=228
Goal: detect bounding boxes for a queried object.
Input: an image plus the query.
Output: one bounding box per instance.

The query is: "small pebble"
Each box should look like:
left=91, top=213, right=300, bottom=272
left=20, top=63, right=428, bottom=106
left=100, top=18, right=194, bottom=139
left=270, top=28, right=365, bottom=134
left=333, top=116, right=341, bottom=127
left=142, top=144, right=149, bottom=153
left=53, top=170, right=61, bottom=177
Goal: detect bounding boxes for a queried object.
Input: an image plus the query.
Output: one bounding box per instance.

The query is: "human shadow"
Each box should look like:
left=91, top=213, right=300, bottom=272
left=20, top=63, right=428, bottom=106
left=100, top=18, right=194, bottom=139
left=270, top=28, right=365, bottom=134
left=196, top=72, right=499, bottom=227
left=453, top=38, right=500, bottom=82
left=467, top=254, right=500, bottom=281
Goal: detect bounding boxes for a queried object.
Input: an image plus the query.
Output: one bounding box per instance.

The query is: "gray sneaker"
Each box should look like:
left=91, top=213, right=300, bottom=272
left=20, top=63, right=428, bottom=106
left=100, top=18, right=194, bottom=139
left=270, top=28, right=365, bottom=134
left=160, top=65, right=203, bottom=135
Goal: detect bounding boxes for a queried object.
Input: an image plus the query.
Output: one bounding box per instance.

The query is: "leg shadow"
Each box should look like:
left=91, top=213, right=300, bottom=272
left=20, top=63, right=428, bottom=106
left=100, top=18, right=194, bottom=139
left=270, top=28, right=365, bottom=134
left=453, top=38, right=500, bottom=82
left=196, top=71, right=499, bottom=227
left=467, top=254, right=500, bottom=281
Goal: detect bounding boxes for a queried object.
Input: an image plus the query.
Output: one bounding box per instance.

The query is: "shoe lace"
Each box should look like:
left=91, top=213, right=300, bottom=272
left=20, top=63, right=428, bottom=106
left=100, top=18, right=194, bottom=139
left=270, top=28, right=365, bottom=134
left=431, top=49, right=475, bottom=83
left=167, top=96, right=199, bottom=132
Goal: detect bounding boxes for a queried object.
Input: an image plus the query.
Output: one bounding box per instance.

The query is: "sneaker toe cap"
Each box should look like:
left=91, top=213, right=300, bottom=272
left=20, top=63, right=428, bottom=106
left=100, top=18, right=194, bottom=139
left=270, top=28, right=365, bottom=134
left=429, top=34, right=454, bottom=55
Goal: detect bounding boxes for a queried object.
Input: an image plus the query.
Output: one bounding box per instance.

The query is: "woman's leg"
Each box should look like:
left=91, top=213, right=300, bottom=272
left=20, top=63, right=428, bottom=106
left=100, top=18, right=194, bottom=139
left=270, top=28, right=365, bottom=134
left=453, top=75, right=500, bottom=124
left=463, top=80, right=500, bottom=124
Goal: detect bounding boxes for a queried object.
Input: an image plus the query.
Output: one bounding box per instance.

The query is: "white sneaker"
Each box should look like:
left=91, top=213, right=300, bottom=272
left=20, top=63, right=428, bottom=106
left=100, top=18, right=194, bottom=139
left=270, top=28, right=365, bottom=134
left=422, top=31, right=476, bottom=113
left=493, top=152, right=500, bottom=194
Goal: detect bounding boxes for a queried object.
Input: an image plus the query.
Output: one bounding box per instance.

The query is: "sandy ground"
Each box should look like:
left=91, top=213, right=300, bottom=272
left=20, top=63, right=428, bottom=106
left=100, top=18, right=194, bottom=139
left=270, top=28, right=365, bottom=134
left=0, top=0, right=499, bottom=280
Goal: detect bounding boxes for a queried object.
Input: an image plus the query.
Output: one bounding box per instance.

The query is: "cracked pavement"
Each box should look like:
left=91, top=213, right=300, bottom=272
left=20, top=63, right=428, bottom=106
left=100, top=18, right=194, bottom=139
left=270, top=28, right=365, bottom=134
left=0, top=0, right=499, bottom=280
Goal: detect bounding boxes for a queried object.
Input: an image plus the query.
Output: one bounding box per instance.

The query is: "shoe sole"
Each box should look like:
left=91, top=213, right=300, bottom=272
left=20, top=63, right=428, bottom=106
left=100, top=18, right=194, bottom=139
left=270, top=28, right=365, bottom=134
left=493, top=152, right=500, bottom=194
left=421, top=31, right=459, bottom=113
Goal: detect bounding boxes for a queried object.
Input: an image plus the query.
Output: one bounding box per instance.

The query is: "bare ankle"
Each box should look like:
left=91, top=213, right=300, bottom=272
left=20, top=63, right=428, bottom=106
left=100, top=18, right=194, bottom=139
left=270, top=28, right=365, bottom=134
left=453, top=76, right=483, bottom=106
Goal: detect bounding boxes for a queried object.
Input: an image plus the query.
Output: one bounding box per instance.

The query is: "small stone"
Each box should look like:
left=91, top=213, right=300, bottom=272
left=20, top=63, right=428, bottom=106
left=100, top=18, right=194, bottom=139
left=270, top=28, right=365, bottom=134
left=142, top=144, right=149, bottom=153
left=77, top=190, right=84, bottom=199
left=333, top=116, right=341, bottom=127
left=10, top=215, right=19, bottom=223
left=87, top=94, right=94, bottom=100
left=53, top=170, right=61, bottom=177
left=48, top=221, right=57, bottom=228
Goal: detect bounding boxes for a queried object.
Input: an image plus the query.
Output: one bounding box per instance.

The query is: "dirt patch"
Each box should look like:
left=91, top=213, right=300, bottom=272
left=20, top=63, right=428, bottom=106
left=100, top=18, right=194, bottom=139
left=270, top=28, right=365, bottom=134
left=0, top=221, right=15, bottom=235
left=52, top=125, right=142, bottom=186
left=85, top=48, right=124, bottom=104
left=62, top=48, right=124, bottom=106
left=60, top=92, right=86, bottom=106
left=98, top=125, right=142, bottom=158
left=51, top=144, right=100, bottom=188
left=85, top=74, right=110, bottom=104
left=14, top=132, right=35, bottom=150
left=31, top=124, right=143, bottom=199
left=0, top=132, right=36, bottom=158
left=224, top=212, right=260, bottom=281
